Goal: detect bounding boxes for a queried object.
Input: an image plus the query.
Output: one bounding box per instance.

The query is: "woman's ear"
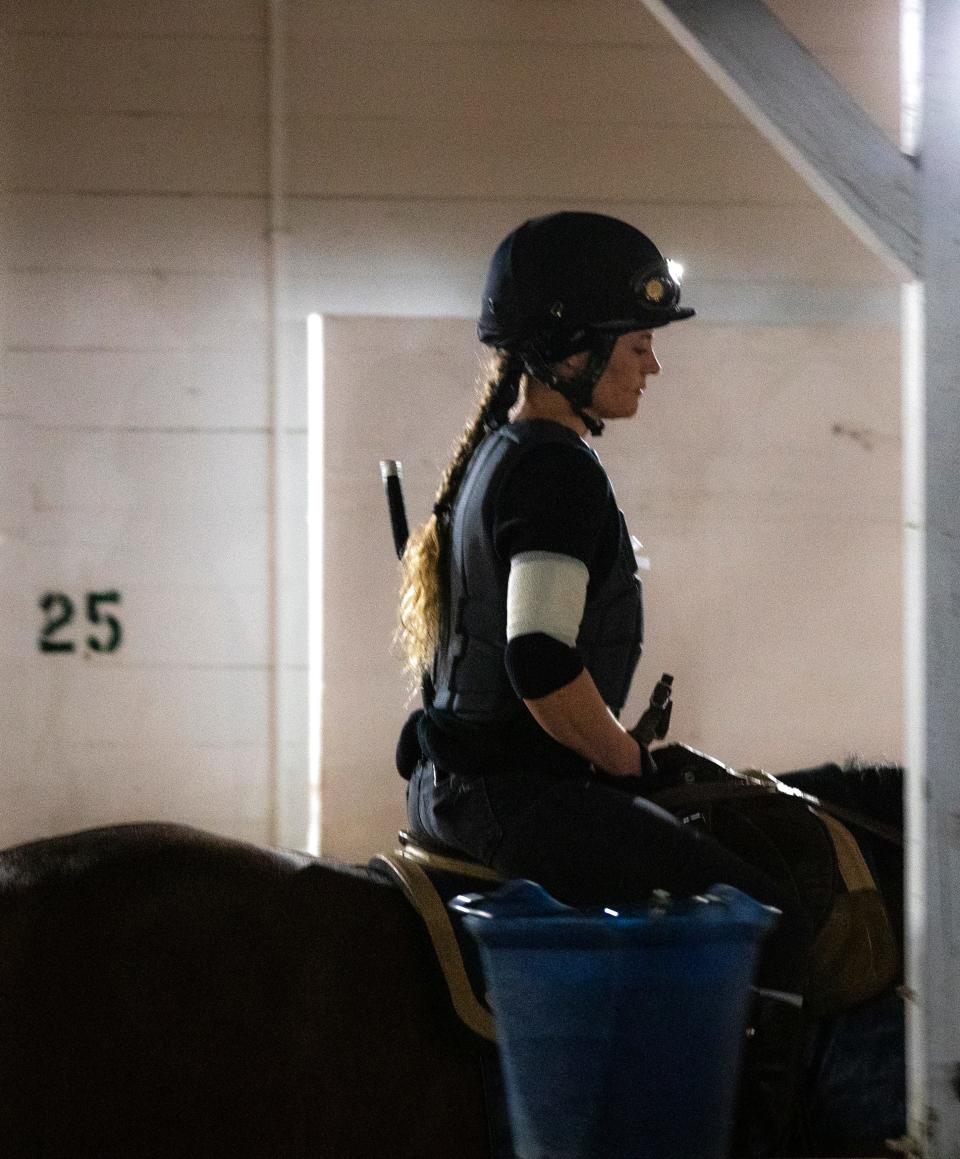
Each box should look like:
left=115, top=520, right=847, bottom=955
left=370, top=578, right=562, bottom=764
left=558, top=351, right=590, bottom=376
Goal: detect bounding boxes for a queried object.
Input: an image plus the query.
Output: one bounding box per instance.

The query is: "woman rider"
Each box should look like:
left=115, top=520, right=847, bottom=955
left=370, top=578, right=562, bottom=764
left=396, top=212, right=808, bottom=947
left=394, top=213, right=818, bottom=1154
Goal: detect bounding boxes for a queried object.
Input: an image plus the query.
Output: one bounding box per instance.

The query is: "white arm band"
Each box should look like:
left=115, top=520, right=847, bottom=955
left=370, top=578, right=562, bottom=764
left=506, top=551, right=589, bottom=648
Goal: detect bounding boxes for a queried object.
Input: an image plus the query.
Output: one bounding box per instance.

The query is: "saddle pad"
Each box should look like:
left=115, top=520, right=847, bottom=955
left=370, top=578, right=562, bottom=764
left=808, top=810, right=900, bottom=1013
left=370, top=845, right=503, bottom=1042
left=656, top=775, right=899, bottom=1013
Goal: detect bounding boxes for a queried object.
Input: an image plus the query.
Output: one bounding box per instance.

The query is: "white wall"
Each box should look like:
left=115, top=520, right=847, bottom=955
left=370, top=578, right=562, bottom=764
left=4, top=1, right=278, bottom=847
left=1, top=0, right=904, bottom=856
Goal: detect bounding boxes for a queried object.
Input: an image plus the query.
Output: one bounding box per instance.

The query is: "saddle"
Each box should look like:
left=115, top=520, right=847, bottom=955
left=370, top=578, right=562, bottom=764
left=376, top=750, right=899, bottom=1035
left=370, top=832, right=503, bottom=1042
left=647, top=759, right=901, bottom=1015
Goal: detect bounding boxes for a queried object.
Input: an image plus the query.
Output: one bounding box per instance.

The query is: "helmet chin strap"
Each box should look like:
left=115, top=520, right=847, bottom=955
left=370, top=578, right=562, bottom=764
left=570, top=400, right=605, bottom=438
left=520, top=334, right=617, bottom=437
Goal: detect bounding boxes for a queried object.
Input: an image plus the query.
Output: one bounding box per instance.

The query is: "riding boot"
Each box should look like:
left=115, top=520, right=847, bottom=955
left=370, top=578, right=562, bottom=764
left=731, top=993, right=810, bottom=1158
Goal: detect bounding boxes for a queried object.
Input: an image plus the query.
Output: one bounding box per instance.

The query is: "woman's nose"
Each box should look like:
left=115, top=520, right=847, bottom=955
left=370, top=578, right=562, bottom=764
left=642, top=350, right=661, bottom=375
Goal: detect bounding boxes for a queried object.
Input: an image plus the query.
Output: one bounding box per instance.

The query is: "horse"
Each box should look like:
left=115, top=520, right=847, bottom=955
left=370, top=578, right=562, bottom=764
left=0, top=761, right=904, bottom=1159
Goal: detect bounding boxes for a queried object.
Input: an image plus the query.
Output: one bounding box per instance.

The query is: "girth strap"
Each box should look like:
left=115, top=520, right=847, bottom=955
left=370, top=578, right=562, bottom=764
left=371, top=848, right=502, bottom=1042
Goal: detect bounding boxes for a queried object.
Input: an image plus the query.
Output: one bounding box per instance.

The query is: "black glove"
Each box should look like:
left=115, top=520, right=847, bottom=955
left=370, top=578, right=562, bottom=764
left=629, top=672, right=673, bottom=746
left=590, top=674, right=674, bottom=793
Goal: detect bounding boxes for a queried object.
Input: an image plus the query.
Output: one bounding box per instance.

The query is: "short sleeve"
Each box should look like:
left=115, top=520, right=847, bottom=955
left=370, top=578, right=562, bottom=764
left=493, top=442, right=611, bottom=567
left=495, top=441, right=611, bottom=700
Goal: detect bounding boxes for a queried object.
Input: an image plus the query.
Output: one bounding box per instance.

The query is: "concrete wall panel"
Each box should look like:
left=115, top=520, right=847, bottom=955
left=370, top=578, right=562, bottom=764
left=10, top=194, right=267, bottom=274
left=286, top=41, right=737, bottom=126
left=9, top=270, right=266, bottom=349
left=10, top=348, right=269, bottom=429
left=284, top=39, right=896, bottom=140
left=29, top=504, right=268, bottom=591
left=32, top=428, right=268, bottom=511
left=30, top=583, right=269, bottom=668
left=4, top=742, right=272, bottom=848
left=10, top=112, right=266, bottom=194
left=289, top=119, right=819, bottom=202
left=284, top=0, right=672, bottom=45
left=48, top=664, right=271, bottom=747
left=8, top=36, right=266, bottom=115
left=2, top=0, right=266, bottom=38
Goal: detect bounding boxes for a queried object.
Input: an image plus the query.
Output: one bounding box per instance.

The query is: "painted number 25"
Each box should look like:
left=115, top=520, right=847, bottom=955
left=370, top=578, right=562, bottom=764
left=38, top=591, right=124, bottom=654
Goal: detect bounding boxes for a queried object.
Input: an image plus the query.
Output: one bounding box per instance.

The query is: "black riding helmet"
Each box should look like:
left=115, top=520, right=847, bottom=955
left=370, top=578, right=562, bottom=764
left=477, top=212, right=695, bottom=433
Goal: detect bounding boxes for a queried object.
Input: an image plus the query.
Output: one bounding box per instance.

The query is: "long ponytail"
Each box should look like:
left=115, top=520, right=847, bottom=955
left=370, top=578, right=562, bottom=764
left=397, top=350, right=523, bottom=685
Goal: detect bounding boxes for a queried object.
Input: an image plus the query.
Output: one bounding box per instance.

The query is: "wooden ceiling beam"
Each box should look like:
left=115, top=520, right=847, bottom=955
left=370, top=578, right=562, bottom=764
left=636, top=0, right=919, bottom=278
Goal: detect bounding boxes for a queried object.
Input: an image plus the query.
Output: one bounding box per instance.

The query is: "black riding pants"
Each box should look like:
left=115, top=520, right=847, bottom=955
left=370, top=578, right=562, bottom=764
left=407, top=761, right=813, bottom=995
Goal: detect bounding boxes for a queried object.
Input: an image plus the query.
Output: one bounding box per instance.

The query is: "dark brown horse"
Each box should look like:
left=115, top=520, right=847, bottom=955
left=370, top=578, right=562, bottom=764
left=0, top=762, right=904, bottom=1159
left=0, top=823, right=490, bottom=1159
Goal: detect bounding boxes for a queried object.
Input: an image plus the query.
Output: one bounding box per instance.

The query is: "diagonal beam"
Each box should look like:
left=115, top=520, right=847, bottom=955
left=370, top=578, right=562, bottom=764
left=636, top=0, right=919, bottom=278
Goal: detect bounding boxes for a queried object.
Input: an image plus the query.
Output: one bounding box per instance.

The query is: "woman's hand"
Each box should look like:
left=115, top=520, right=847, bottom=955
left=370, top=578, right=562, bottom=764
left=628, top=673, right=673, bottom=746
left=523, top=669, right=644, bottom=777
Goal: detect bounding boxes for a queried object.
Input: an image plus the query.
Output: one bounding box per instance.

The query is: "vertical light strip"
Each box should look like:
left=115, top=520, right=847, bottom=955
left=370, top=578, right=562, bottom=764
left=900, top=0, right=923, bottom=156
left=900, top=1, right=926, bottom=1138
left=900, top=279, right=927, bottom=1133
left=306, top=314, right=325, bottom=855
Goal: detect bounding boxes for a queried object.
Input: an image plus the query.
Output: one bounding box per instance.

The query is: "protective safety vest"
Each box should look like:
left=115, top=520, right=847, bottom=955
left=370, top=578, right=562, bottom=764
left=431, top=421, right=644, bottom=722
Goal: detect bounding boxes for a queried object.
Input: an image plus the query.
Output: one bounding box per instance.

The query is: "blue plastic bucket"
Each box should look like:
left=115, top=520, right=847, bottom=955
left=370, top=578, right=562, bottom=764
left=453, top=881, right=778, bottom=1159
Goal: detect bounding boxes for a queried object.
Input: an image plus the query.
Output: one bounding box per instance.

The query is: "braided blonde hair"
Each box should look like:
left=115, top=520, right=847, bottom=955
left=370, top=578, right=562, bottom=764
left=397, top=351, right=523, bottom=685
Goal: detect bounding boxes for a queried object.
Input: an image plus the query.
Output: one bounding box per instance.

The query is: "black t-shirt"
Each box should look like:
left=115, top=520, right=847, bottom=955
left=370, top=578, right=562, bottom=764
left=495, top=438, right=621, bottom=581
left=495, top=437, right=624, bottom=699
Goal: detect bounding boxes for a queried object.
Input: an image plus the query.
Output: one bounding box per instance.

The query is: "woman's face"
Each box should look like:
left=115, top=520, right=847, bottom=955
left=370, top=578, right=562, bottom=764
left=586, top=330, right=661, bottom=420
